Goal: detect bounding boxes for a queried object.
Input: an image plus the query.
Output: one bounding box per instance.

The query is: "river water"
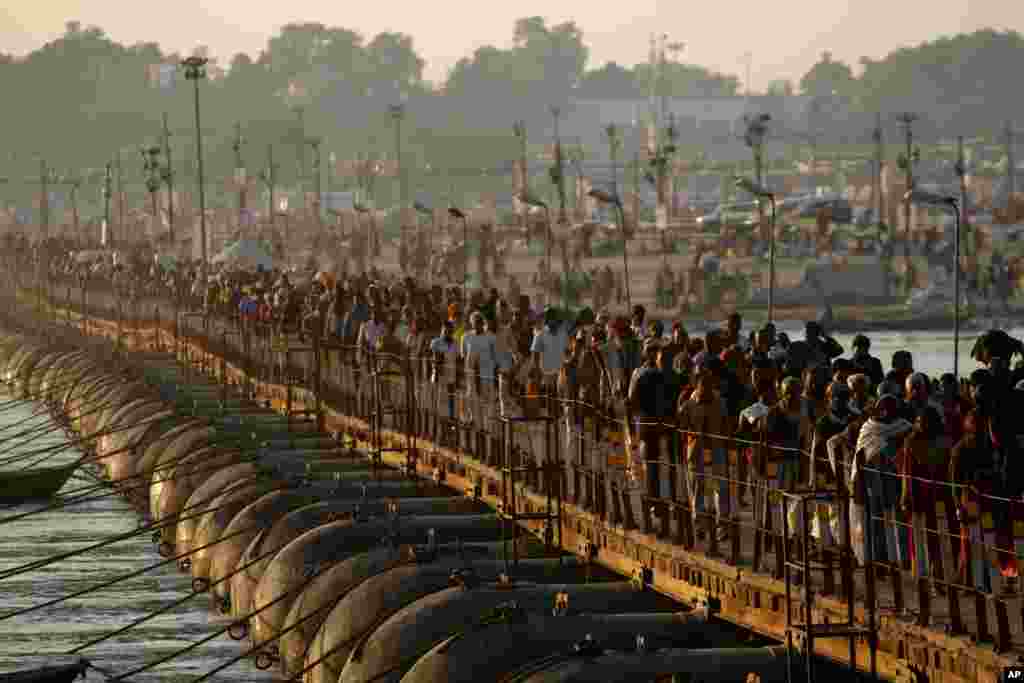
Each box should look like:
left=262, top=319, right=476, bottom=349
left=772, top=325, right=1022, bottom=378
left=0, top=398, right=277, bottom=682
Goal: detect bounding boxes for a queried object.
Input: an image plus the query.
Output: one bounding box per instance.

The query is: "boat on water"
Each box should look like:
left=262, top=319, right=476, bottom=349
left=0, top=463, right=78, bottom=505
left=0, top=659, right=89, bottom=683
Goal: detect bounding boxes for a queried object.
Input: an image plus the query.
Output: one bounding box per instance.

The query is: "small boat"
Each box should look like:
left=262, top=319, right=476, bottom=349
left=0, top=463, right=78, bottom=505
left=0, top=659, right=89, bottom=683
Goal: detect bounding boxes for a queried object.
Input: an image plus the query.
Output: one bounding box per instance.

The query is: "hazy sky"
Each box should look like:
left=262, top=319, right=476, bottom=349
left=2, top=1, right=1021, bottom=88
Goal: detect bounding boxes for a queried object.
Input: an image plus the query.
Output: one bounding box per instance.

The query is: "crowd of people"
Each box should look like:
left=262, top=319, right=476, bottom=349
left=23, top=235, right=1024, bottom=599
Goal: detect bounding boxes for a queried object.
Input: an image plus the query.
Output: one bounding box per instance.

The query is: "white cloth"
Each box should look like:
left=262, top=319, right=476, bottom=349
left=852, top=417, right=913, bottom=483
left=739, top=401, right=769, bottom=427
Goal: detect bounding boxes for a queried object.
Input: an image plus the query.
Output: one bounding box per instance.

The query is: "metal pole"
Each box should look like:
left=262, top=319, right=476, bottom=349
left=953, top=201, right=961, bottom=379
left=898, top=113, right=917, bottom=293
left=192, top=76, right=207, bottom=264
left=268, top=145, right=276, bottom=232
left=768, top=198, right=777, bottom=324
left=544, top=206, right=552, bottom=305
left=70, top=181, right=79, bottom=236
left=313, top=140, right=322, bottom=231
left=552, top=106, right=567, bottom=225
left=873, top=114, right=883, bottom=232
left=618, top=202, right=632, bottom=310
left=234, top=122, right=245, bottom=231
left=463, top=215, right=469, bottom=307
left=116, top=152, right=124, bottom=245
left=958, top=135, right=971, bottom=260
left=40, top=159, right=49, bottom=242
left=103, top=162, right=112, bottom=245
left=1006, top=120, right=1015, bottom=200
left=162, top=113, right=175, bottom=243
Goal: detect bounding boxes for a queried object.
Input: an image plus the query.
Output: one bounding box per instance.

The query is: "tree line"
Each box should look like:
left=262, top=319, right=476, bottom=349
left=0, top=20, right=1021, bottom=214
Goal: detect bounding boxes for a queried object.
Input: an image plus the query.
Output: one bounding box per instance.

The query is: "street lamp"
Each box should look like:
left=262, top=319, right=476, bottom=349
left=448, top=206, right=469, bottom=311
left=307, top=137, right=323, bottom=230
left=181, top=56, right=209, bottom=264
left=905, top=188, right=961, bottom=377
left=742, top=113, right=771, bottom=237
left=389, top=104, right=406, bottom=227
left=354, top=201, right=372, bottom=274
left=588, top=188, right=632, bottom=311
left=141, top=146, right=162, bottom=222
left=517, top=191, right=552, bottom=303
left=413, top=199, right=434, bottom=283
left=736, top=176, right=777, bottom=323
left=102, top=162, right=113, bottom=247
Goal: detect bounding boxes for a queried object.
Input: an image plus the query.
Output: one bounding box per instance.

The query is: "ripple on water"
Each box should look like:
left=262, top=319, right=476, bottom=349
left=0, top=398, right=277, bottom=683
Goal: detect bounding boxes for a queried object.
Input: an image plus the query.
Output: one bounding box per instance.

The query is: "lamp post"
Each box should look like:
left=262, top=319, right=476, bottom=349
left=736, top=176, right=777, bottom=323
left=232, top=122, right=246, bottom=232
left=102, top=162, right=113, bottom=247
left=389, top=104, right=406, bottom=235
left=307, top=137, right=322, bottom=231
left=588, top=188, right=631, bottom=311
left=181, top=56, right=209, bottom=264
left=517, top=191, right=552, bottom=304
left=414, top=200, right=433, bottom=284
left=448, top=205, right=469, bottom=300
left=742, top=113, right=771, bottom=241
left=905, top=188, right=960, bottom=377
left=141, top=146, right=162, bottom=222
left=258, top=145, right=278, bottom=233
left=897, top=113, right=920, bottom=295
left=550, top=106, right=568, bottom=225
left=161, top=113, right=175, bottom=243
left=513, top=120, right=529, bottom=229
left=354, top=201, right=372, bottom=275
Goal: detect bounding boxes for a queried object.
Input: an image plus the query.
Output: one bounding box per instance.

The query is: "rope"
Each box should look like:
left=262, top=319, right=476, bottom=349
left=0, top=519, right=263, bottom=621
left=104, top=557, right=340, bottom=682
left=66, top=518, right=306, bottom=654
left=0, top=396, right=171, bottom=469
left=0, top=473, right=291, bottom=580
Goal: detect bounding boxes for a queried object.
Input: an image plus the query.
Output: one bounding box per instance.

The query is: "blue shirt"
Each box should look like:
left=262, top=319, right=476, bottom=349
left=343, top=302, right=369, bottom=342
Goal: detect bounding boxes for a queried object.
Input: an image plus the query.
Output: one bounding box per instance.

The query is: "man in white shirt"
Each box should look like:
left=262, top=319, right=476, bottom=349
left=462, top=311, right=499, bottom=427
left=430, top=320, right=460, bottom=429
left=530, top=307, right=570, bottom=397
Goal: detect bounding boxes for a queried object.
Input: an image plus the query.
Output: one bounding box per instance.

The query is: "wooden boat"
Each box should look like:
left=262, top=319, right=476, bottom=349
left=0, top=659, right=89, bottom=682
left=0, top=463, right=78, bottom=505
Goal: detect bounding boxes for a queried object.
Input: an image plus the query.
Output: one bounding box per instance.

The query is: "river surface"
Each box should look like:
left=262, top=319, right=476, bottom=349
left=0, top=398, right=277, bottom=682
left=791, top=326, right=1024, bottom=378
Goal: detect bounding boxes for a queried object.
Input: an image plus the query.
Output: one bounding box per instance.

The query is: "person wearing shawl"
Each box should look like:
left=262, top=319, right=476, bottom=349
left=853, top=394, right=913, bottom=569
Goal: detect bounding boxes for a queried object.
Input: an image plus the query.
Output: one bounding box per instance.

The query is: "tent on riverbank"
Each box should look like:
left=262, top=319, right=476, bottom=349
left=211, top=239, right=274, bottom=271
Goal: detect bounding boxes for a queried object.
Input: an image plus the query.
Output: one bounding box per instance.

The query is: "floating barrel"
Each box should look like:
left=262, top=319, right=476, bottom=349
left=496, top=645, right=788, bottom=683
left=399, top=611, right=739, bottom=683
left=249, top=514, right=510, bottom=649
left=337, top=582, right=669, bottom=683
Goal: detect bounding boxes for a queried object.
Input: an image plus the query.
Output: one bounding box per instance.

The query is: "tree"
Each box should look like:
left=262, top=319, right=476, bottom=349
left=577, top=61, right=642, bottom=98
left=855, top=30, right=1024, bottom=132
left=765, top=79, right=794, bottom=96
left=799, top=51, right=856, bottom=98
left=634, top=61, right=740, bottom=97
